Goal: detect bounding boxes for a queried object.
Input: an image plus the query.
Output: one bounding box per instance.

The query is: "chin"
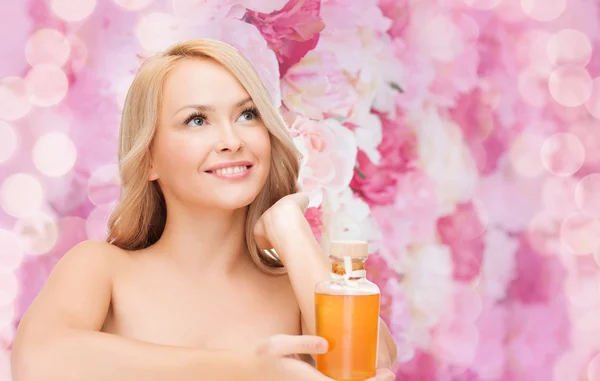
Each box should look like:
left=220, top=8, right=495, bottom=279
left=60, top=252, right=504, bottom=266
left=209, top=188, right=262, bottom=211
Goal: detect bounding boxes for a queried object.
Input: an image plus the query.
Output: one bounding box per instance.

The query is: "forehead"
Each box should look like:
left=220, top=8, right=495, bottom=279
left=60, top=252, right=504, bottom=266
left=161, top=58, right=250, bottom=111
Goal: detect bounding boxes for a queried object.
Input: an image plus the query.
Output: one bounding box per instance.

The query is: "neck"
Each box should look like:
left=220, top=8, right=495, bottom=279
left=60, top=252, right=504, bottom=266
left=151, top=202, right=252, bottom=274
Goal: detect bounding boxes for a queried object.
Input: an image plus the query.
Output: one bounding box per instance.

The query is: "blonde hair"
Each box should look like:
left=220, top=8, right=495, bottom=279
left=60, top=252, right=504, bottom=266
left=106, top=39, right=300, bottom=275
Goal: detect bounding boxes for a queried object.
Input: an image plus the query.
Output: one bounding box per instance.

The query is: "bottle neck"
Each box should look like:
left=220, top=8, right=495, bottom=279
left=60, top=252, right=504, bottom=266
left=330, top=256, right=367, bottom=280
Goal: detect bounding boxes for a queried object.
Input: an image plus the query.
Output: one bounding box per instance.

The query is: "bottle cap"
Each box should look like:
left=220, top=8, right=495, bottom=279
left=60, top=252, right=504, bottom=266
left=330, top=240, right=369, bottom=258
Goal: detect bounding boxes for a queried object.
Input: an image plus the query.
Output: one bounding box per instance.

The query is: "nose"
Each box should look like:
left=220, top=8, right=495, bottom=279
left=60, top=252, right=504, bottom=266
left=215, top=124, right=243, bottom=153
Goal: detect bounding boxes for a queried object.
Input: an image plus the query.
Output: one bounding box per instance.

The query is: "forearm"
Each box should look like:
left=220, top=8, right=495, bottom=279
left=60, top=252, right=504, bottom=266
left=12, top=328, right=250, bottom=381
left=271, top=216, right=398, bottom=368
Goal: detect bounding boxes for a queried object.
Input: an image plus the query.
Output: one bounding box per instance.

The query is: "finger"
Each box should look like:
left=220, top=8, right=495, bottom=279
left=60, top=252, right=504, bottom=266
left=364, top=368, right=396, bottom=381
left=256, top=334, right=328, bottom=357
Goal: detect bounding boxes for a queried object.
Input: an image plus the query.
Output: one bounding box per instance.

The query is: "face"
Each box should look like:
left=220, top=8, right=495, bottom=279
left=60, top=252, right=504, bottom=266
left=149, top=58, right=271, bottom=211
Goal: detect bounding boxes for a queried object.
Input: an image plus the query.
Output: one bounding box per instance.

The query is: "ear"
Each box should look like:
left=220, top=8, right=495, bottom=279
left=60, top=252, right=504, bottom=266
left=148, top=166, right=159, bottom=181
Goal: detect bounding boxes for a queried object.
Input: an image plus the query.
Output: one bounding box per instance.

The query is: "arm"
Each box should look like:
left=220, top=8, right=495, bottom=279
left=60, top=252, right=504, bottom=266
left=265, top=204, right=398, bottom=369
left=11, top=241, right=250, bottom=381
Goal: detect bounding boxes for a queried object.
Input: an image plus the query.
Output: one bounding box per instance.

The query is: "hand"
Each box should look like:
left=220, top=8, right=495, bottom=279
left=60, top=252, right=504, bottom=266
left=253, top=192, right=310, bottom=251
left=249, top=334, right=334, bottom=381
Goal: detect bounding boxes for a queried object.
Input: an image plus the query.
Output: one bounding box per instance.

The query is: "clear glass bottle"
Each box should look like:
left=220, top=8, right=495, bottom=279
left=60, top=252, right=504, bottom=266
left=315, top=240, right=381, bottom=381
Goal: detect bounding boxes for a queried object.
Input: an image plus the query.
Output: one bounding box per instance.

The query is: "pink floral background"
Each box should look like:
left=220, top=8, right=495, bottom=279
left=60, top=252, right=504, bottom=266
left=1, top=0, right=600, bottom=379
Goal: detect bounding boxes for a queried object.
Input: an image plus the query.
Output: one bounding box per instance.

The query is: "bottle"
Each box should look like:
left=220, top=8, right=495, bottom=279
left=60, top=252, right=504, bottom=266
left=315, top=240, right=381, bottom=381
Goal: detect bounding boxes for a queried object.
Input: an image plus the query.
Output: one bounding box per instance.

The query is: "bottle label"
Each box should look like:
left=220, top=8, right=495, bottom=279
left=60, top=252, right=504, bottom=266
left=330, top=256, right=366, bottom=281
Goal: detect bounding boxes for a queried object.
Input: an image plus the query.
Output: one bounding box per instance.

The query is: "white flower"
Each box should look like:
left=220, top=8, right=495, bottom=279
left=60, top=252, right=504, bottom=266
left=480, top=228, right=519, bottom=302
left=319, top=188, right=382, bottom=254
left=411, top=108, right=478, bottom=215
left=400, top=243, right=454, bottom=346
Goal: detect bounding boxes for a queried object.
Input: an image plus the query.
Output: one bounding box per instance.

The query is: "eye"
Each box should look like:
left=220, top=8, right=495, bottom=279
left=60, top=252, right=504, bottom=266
left=183, top=112, right=207, bottom=128
left=238, top=107, right=260, bottom=122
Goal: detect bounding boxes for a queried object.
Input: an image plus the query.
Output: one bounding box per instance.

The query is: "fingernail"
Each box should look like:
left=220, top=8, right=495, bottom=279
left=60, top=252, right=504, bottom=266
left=316, top=340, right=328, bottom=352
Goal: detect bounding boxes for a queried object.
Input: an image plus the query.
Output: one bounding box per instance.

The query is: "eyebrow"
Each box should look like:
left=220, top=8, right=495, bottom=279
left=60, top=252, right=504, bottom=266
left=175, top=96, right=253, bottom=115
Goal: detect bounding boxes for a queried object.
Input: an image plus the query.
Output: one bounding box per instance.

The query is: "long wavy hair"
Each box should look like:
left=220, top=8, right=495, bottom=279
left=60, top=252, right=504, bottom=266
left=106, top=39, right=300, bottom=275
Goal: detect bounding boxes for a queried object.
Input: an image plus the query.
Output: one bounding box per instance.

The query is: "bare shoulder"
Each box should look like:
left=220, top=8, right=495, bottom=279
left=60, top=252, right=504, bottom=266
left=13, top=240, right=133, bottom=349
left=59, top=240, right=131, bottom=270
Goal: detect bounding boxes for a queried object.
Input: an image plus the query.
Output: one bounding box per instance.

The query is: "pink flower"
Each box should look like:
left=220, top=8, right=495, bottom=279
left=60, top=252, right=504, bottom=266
left=370, top=170, right=438, bottom=266
left=507, top=234, right=567, bottom=304
left=471, top=300, right=508, bottom=379
left=288, top=114, right=357, bottom=206
left=243, top=0, right=325, bottom=77
left=365, top=253, right=402, bottom=324
left=437, top=202, right=486, bottom=282
left=395, top=349, right=439, bottom=381
left=378, top=0, right=410, bottom=38
left=281, top=49, right=359, bottom=120
left=351, top=111, right=417, bottom=206
left=304, top=206, right=323, bottom=242
left=450, top=88, right=503, bottom=174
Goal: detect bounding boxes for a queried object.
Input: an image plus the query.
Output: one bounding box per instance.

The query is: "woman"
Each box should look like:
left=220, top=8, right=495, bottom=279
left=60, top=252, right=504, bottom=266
left=11, top=38, right=397, bottom=381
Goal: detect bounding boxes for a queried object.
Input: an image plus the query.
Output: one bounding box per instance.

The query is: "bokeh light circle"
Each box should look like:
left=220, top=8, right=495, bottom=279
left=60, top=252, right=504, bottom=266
left=25, top=28, right=71, bottom=67
left=570, top=119, right=600, bottom=164
left=423, top=14, right=464, bottom=63
left=508, top=132, right=546, bottom=177
left=25, top=64, right=69, bottom=107
left=0, top=174, right=44, bottom=219
left=565, top=275, right=600, bottom=308
left=540, top=132, right=585, bottom=176
left=51, top=0, right=96, bottom=22
left=87, top=164, right=121, bottom=206
left=135, top=12, right=179, bottom=53
left=547, top=29, right=592, bottom=67
left=575, top=174, right=600, bottom=217
left=113, top=0, right=154, bottom=10
left=548, top=66, right=593, bottom=108
left=32, top=132, right=77, bottom=177
left=0, top=121, right=18, bottom=165
left=521, top=0, right=566, bottom=22
left=585, top=77, right=600, bottom=120
left=560, top=213, right=600, bottom=255
left=0, top=77, right=31, bottom=121
left=14, top=212, right=60, bottom=256
left=523, top=29, right=553, bottom=76
left=0, top=229, right=24, bottom=272
left=541, top=175, right=578, bottom=217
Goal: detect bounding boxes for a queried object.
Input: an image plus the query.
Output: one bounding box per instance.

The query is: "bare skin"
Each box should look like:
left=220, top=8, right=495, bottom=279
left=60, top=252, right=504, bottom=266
left=11, top=57, right=396, bottom=381
left=100, top=244, right=302, bottom=350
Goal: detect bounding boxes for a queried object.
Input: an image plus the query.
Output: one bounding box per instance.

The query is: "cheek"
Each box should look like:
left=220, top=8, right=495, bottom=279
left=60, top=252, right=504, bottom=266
left=249, top=128, right=271, bottom=163
left=152, top=130, right=210, bottom=175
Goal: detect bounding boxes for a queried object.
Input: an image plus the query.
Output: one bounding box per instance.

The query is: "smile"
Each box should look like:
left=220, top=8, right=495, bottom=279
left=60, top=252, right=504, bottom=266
left=205, top=165, right=252, bottom=180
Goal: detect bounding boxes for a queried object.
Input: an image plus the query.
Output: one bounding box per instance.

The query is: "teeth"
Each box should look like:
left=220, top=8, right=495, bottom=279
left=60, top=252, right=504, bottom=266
left=214, top=166, right=248, bottom=176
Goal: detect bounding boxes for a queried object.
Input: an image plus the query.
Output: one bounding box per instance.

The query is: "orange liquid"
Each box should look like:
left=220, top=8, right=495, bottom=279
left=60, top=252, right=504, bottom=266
left=315, top=292, right=380, bottom=381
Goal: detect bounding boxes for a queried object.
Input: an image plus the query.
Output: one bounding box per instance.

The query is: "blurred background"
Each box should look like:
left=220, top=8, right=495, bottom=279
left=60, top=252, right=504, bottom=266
left=1, top=0, right=600, bottom=379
